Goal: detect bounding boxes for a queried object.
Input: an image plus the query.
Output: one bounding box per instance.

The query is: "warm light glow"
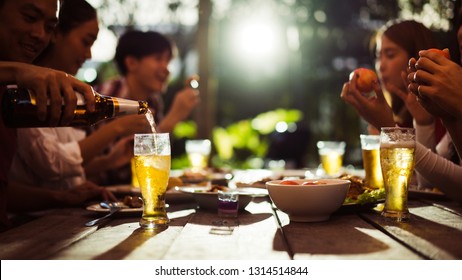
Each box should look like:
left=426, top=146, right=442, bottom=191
left=231, top=20, right=280, bottom=59
left=83, top=68, right=98, bottom=83
left=275, top=121, right=288, bottom=133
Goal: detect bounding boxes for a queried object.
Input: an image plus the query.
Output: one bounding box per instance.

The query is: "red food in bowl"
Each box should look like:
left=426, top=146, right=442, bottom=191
left=280, top=180, right=299, bottom=185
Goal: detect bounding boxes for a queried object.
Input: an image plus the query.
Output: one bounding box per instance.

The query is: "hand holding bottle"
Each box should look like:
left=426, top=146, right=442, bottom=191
left=9, top=62, right=96, bottom=126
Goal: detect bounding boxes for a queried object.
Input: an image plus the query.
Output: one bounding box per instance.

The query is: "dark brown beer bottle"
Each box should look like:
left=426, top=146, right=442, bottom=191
left=1, top=86, right=148, bottom=127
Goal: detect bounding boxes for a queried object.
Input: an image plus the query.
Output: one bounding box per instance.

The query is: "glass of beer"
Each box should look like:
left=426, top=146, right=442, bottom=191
left=316, top=141, right=346, bottom=176
left=360, top=134, right=384, bottom=189
left=185, top=139, right=211, bottom=171
left=130, top=157, right=140, bottom=188
left=134, top=133, right=171, bottom=229
left=380, top=127, right=416, bottom=221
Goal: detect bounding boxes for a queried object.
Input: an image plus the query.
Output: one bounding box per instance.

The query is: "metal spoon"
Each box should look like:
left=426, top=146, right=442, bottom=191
left=85, top=202, right=122, bottom=227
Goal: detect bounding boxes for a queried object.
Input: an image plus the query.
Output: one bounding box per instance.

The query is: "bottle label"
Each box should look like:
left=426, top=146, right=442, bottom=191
left=113, top=98, right=142, bottom=116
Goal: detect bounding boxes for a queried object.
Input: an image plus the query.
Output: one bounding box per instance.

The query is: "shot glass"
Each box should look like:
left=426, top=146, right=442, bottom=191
left=217, top=191, right=239, bottom=218
left=316, top=141, right=346, bottom=176
left=185, top=139, right=211, bottom=171
left=380, top=127, right=416, bottom=222
left=360, top=134, right=384, bottom=189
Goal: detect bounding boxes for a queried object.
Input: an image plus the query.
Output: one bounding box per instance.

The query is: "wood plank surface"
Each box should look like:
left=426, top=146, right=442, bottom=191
left=161, top=198, right=290, bottom=260
left=1, top=195, right=461, bottom=260
left=0, top=209, right=96, bottom=259
left=53, top=205, right=196, bottom=260
left=274, top=208, right=421, bottom=260
left=360, top=200, right=462, bottom=260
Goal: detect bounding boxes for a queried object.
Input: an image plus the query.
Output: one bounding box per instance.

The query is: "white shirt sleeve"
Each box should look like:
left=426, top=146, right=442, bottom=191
left=415, top=142, right=462, bottom=203
left=414, top=120, right=436, bottom=189
left=414, top=119, right=436, bottom=151
left=11, top=128, right=85, bottom=186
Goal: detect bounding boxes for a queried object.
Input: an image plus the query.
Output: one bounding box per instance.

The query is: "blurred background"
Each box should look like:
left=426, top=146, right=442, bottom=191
left=82, top=0, right=461, bottom=170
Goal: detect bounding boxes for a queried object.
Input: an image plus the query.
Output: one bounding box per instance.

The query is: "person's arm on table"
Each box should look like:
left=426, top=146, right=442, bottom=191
left=442, top=119, right=462, bottom=160
left=84, top=136, right=134, bottom=177
left=415, top=142, right=462, bottom=203
left=6, top=181, right=115, bottom=212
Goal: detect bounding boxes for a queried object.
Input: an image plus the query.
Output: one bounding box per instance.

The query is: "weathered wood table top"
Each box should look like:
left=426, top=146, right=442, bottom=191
left=1, top=193, right=461, bottom=260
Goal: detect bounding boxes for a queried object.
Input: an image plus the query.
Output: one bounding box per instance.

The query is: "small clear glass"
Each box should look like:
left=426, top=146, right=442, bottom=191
left=217, top=191, right=239, bottom=218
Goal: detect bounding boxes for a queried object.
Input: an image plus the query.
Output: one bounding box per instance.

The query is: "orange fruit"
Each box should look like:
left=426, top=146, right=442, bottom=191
left=349, top=68, right=378, bottom=93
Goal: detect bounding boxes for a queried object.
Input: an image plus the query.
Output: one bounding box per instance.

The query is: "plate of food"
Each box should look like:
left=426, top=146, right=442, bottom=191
left=171, top=168, right=233, bottom=185
left=337, top=173, right=385, bottom=207
left=86, top=196, right=143, bottom=214
left=105, top=177, right=196, bottom=204
left=175, top=185, right=267, bottom=211
left=233, top=169, right=313, bottom=189
left=232, top=169, right=284, bottom=189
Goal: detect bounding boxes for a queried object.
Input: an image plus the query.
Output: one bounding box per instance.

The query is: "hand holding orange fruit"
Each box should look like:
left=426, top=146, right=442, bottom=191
left=349, top=68, right=378, bottom=93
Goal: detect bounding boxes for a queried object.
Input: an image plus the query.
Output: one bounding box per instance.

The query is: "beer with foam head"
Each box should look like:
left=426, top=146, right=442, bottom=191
left=134, top=133, right=171, bottom=229
left=380, top=128, right=415, bottom=221
left=360, top=134, right=384, bottom=189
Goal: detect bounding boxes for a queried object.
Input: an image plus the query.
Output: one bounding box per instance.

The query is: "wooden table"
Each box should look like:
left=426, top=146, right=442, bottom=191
left=1, top=193, right=462, bottom=260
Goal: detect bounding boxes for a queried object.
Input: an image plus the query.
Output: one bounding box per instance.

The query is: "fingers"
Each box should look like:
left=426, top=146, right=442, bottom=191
left=33, top=85, right=48, bottom=122
left=340, top=82, right=361, bottom=110
left=185, top=74, right=200, bottom=89
left=418, top=49, right=449, bottom=66
left=371, top=80, right=387, bottom=103
left=73, top=80, right=95, bottom=112
left=47, top=75, right=62, bottom=127
left=408, top=57, right=417, bottom=72
left=102, top=189, right=118, bottom=202
left=60, top=74, right=78, bottom=125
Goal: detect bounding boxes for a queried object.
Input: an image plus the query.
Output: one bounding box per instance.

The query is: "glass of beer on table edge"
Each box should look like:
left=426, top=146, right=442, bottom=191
left=379, top=127, right=416, bottom=222
left=360, top=134, right=384, bottom=189
left=134, top=133, right=171, bottom=229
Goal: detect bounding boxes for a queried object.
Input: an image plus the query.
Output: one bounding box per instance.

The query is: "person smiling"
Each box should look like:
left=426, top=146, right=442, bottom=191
left=8, top=0, right=151, bottom=190
left=94, top=30, right=200, bottom=185
left=0, top=0, right=109, bottom=231
left=341, top=19, right=462, bottom=203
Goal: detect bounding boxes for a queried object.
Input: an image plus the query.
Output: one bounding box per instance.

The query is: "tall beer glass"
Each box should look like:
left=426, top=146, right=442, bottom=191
left=360, top=134, right=384, bottom=189
left=134, top=133, right=171, bottom=229
left=380, top=127, right=415, bottom=221
left=316, top=141, right=346, bottom=176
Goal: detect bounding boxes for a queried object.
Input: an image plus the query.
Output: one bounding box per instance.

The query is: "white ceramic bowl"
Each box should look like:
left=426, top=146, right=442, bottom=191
left=266, top=179, right=350, bottom=222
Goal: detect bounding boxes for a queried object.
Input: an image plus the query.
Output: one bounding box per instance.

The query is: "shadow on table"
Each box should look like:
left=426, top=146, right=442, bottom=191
left=185, top=209, right=272, bottom=226
left=273, top=215, right=390, bottom=257
left=361, top=201, right=462, bottom=259
left=91, top=210, right=193, bottom=260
